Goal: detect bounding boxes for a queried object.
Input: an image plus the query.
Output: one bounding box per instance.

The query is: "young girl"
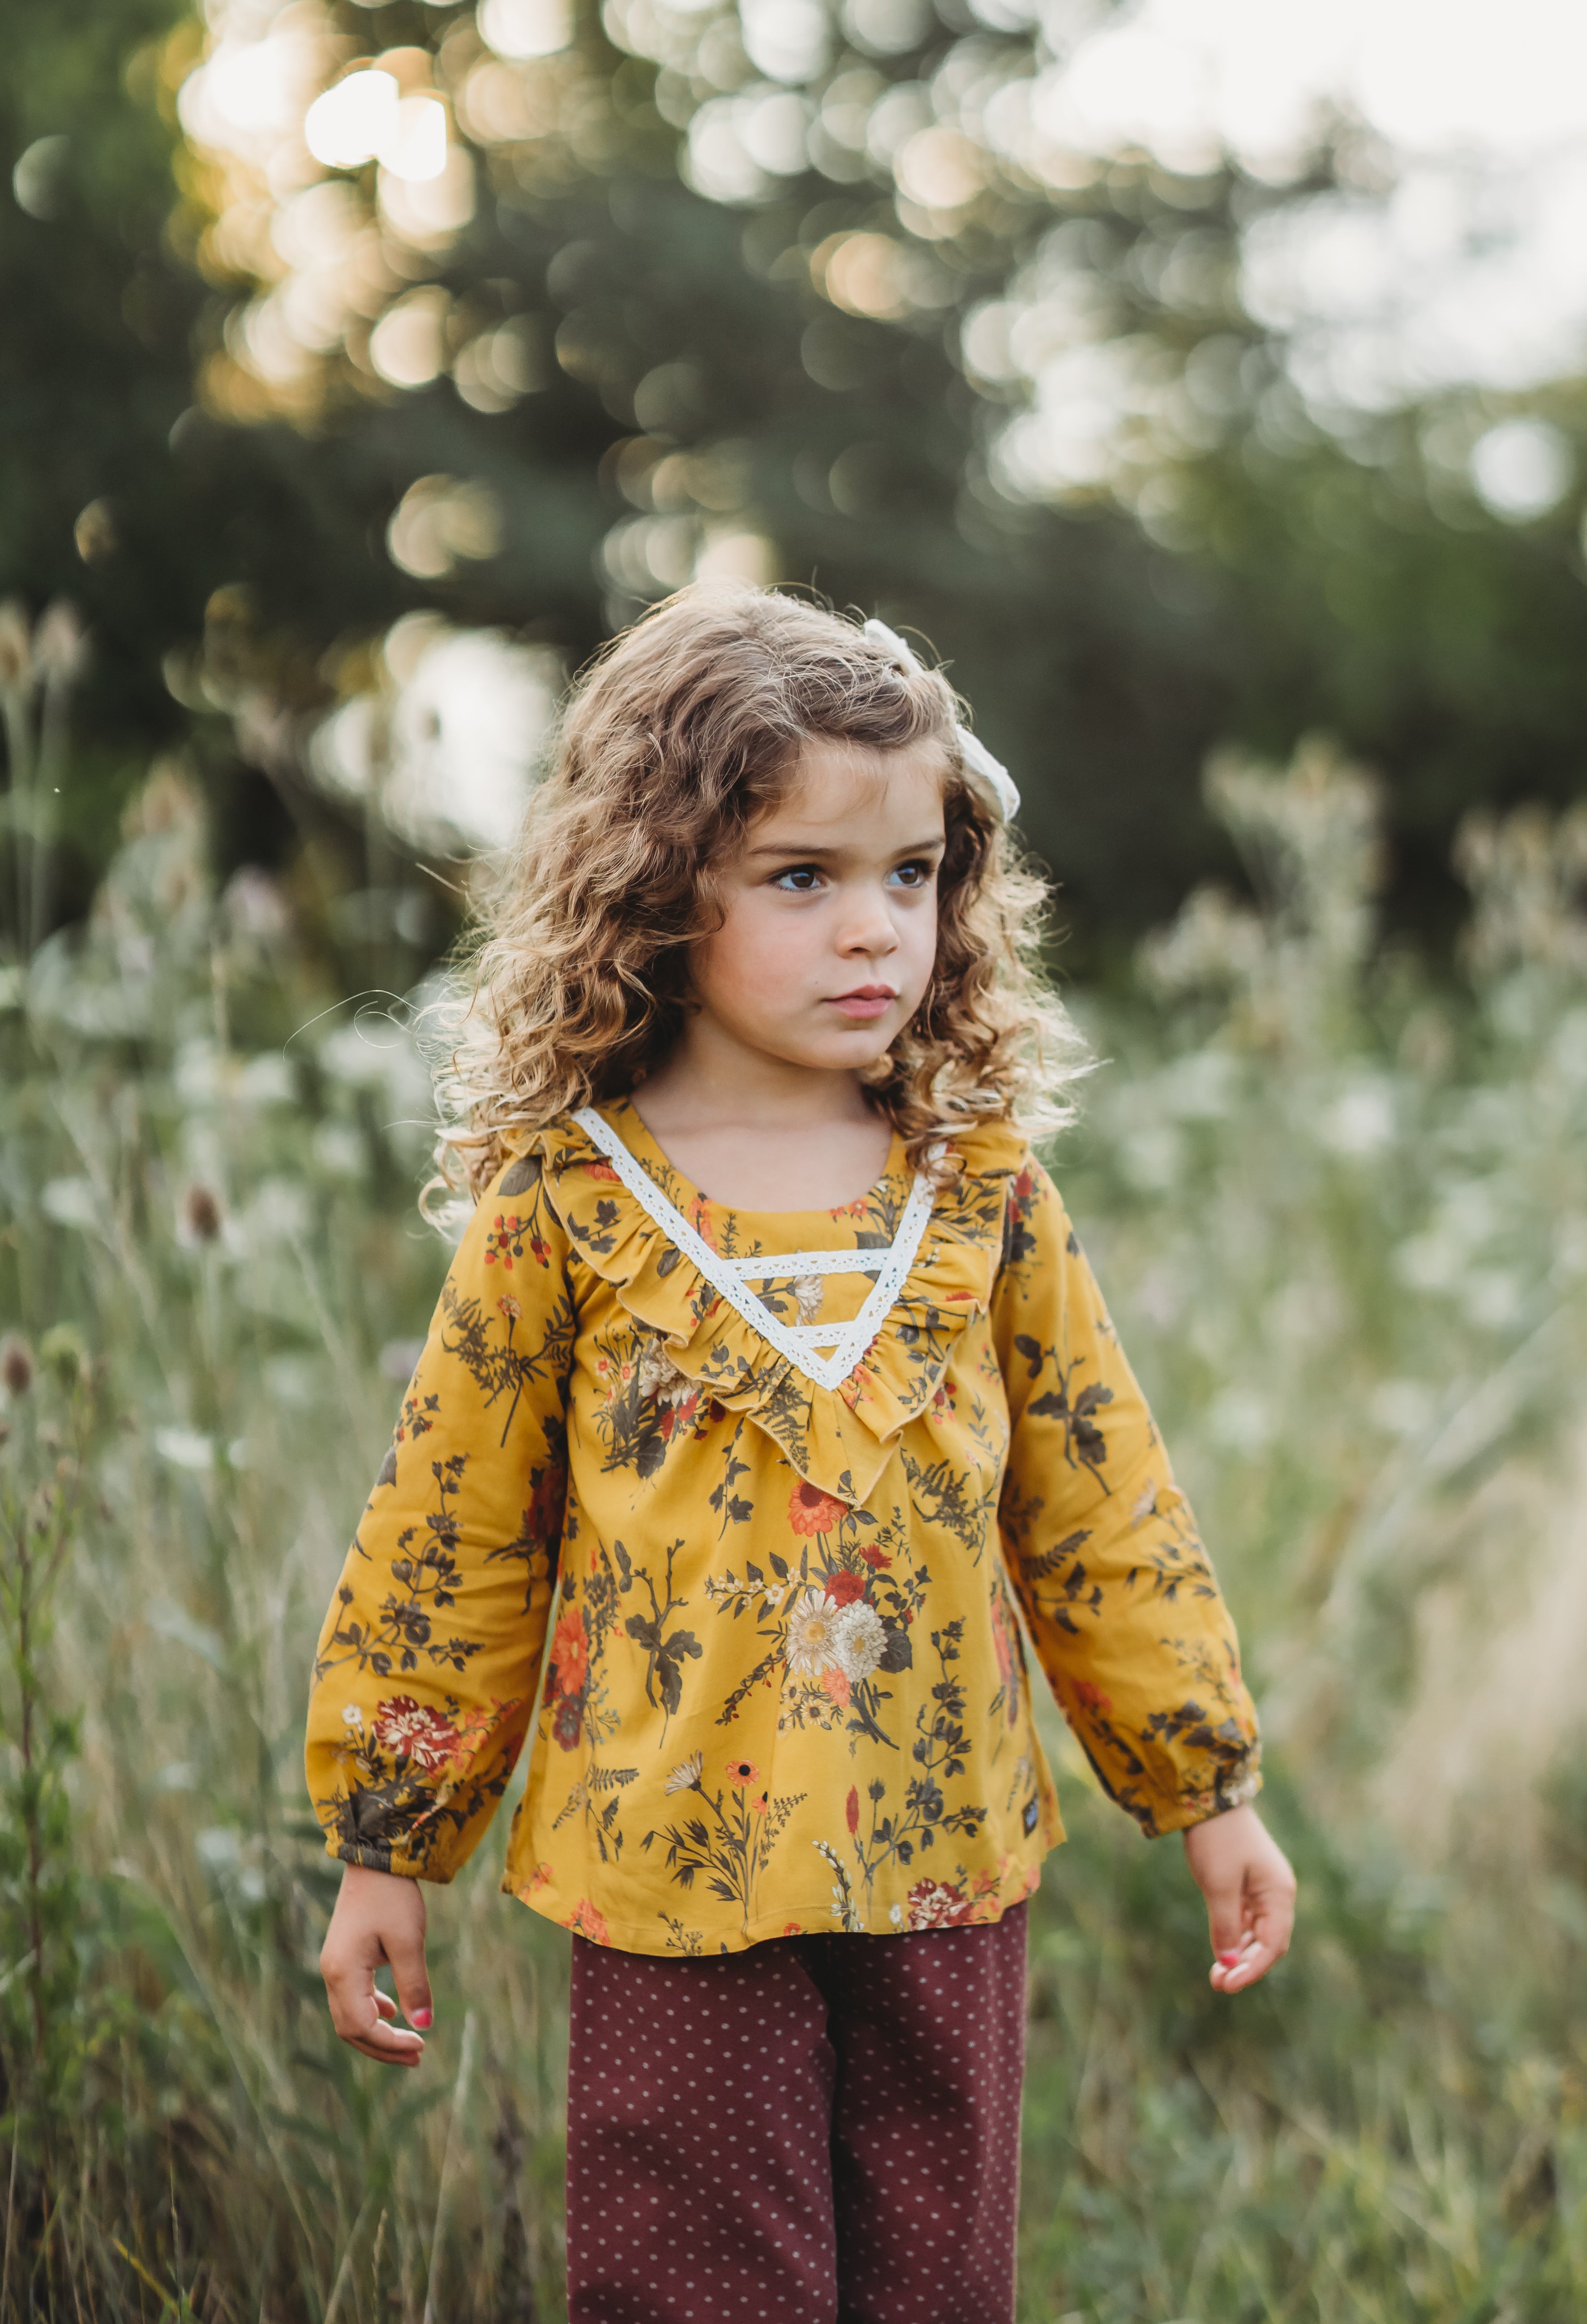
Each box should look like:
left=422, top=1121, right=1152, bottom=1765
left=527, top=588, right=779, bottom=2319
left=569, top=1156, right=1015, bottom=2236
left=308, top=586, right=1295, bottom=2323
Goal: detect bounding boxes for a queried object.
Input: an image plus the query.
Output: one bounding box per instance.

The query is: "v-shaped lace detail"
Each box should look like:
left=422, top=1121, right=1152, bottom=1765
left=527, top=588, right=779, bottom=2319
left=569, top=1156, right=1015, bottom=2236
left=571, top=1108, right=937, bottom=1392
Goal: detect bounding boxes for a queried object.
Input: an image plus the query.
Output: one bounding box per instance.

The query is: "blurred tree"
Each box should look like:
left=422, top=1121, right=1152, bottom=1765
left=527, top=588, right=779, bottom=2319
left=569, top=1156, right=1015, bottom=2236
left=5, top=0, right=1586, bottom=963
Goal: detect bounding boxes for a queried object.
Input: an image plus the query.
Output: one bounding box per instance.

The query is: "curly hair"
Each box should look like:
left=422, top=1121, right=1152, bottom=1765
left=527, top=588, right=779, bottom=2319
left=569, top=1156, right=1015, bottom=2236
left=430, top=585, right=1087, bottom=1203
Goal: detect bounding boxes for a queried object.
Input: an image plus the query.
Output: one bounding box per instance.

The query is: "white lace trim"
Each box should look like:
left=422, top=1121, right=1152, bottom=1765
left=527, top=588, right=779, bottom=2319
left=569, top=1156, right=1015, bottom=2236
left=570, top=1107, right=937, bottom=1392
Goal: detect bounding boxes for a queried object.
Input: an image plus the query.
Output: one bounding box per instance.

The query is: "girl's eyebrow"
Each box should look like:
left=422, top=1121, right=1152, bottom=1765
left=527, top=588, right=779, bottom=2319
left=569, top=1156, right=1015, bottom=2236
left=744, top=833, right=947, bottom=860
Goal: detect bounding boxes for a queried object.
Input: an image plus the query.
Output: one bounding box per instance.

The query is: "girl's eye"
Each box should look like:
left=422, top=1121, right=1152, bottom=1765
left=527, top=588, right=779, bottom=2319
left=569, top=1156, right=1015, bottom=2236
left=889, top=859, right=936, bottom=889
left=771, top=865, right=824, bottom=892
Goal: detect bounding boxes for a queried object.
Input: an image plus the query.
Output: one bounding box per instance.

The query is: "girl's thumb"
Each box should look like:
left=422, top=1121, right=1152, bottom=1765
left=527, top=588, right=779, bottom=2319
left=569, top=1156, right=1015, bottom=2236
left=386, top=1928, right=434, bottom=2031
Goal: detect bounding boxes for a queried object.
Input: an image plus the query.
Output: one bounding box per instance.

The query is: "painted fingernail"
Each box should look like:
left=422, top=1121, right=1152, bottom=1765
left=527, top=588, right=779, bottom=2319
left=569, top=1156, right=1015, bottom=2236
left=1218, top=1951, right=1240, bottom=1967
left=411, top=2008, right=433, bottom=2028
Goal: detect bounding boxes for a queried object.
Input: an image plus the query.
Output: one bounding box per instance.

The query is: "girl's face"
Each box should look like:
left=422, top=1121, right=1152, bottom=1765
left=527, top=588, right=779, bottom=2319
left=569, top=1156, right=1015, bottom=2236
left=686, top=738, right=948, bottom=1077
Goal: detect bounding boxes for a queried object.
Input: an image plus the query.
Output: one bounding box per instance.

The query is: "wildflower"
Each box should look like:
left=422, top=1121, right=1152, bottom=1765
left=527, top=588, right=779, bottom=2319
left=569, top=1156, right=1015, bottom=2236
left=823, top=1569, right=865, bottom=1606
left=665, top=1751, right=703, bottom=1795
left=859, top=1542, right=892, bottom=1571
left=726, top=1757, right=759, bottom=1786
left=821, top=1667, right=851, bottom=1708
left=180, top=1185, right=223, bottom=1246
left=498, top=1295, right=522, bottom=1323
left=0, top=1336, right=34, bottom=1398
left=785, top=1587, right=841, bottom=1677
left=833, top=1601, right=888, bottom=1684
left=340, top=1704, right=364, bottom=1731
left=789, top=1478, right=846, bottom=1536
left=750, top=1791, right=768, bottom=1816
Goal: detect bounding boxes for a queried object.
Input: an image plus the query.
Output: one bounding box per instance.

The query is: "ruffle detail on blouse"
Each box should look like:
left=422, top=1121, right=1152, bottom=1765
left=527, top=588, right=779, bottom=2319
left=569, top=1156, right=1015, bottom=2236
left=515, top=1109, right=1028, bottom=1507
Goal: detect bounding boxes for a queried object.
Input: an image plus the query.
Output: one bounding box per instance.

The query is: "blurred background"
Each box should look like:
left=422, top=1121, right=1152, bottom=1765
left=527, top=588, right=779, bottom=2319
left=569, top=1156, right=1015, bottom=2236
left=4, top=1, right=1587, bottom=2316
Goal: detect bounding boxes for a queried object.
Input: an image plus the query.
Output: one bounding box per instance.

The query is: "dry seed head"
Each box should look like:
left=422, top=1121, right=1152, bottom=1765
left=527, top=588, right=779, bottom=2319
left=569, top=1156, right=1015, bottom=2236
left=39, top=1322, right=88, bottom=1388
left=0, top=1336, right=35, bottom=1398
left=182, top=1184, right=224, bottom=1245
left=34, top=598, right=87, bottom=685
left=0, top=600, right=30, bottom=688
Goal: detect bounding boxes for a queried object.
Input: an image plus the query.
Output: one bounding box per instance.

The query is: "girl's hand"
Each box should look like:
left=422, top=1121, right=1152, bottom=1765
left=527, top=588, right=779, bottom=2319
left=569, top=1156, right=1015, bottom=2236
left=1181, top=1802, right=1296, bottom=1994
left=319, top=1863, right=433, bottom=2066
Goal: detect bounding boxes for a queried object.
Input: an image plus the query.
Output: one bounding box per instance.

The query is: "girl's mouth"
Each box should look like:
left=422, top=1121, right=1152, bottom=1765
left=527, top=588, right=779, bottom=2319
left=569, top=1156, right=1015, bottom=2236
left=828, top=985, right=898, bottom=1020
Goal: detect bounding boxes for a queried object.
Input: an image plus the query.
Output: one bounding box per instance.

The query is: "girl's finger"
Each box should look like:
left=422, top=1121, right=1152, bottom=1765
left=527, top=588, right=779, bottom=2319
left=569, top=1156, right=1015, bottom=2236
left=1209, top=1906, right=1292, bottom=1992
left=345, top=2031, right=423, bottom=2067
left=373, top=1987, right=397, bottom=2020
left=1210, top=1939, right=1272, bottom=1991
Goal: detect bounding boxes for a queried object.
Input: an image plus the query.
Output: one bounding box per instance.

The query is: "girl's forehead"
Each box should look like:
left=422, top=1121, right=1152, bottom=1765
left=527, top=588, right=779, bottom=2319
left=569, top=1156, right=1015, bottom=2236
left=761, top=736, right=951, bottom=827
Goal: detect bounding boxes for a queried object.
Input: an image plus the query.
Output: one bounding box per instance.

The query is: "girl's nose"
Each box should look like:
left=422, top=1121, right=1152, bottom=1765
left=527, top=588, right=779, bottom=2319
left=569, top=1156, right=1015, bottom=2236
left=837, top=886, right=900, bottom=954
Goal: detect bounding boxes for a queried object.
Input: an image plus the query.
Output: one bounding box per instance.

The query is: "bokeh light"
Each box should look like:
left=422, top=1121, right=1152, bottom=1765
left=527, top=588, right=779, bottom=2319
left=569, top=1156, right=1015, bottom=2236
left=310, top=616, right=562, bottom=852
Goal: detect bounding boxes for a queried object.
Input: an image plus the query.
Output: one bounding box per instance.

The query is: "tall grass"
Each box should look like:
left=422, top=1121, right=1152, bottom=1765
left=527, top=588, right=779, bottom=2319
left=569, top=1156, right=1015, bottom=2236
left=2, top=740, right=1586, bottom=2320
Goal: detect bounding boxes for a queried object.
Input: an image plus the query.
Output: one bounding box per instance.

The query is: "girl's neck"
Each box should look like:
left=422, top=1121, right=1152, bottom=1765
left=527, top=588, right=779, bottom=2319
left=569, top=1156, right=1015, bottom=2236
left=629, top=1027, right=893, bottom=1212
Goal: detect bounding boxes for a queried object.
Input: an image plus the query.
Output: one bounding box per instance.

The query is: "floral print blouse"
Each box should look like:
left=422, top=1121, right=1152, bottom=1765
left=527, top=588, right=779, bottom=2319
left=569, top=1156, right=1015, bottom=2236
left=305, top=1100, right=1260, bottom=1955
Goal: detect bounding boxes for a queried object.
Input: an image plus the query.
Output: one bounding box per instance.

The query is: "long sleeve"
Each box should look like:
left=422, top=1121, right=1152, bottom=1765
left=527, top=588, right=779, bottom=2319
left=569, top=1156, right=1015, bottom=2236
left=992, top=1155, right=1261, bottom=1837
left=305, top=1149, right=575, bottom=1880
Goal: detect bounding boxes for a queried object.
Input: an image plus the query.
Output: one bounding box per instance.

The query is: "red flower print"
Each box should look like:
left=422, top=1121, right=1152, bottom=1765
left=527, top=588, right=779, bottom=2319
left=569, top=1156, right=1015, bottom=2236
left=906, top=1879, right=978, bottom=1930
left=498, top=1295, right=522, bottom=1322
left=726, top=1758, right=759, bottom=1786
left=485, top=1211, right=522, bottom=1269
left=782, top=1921, right=803, bottom=1937
left=1072, top=1680, right=1113, bottom=1714
left=820, top=1667, right=850, bottom=1708
left=789, top=1479, right=847, bottom=1537
left=823, top=1569, right=866, bottom=1606
left=547, top=1607, right=589, bottom=1699
left=372, top=1696, right=461, bottom=1774
left=751, top=1791, right=769, bottom=1816
left=859, top=1543, right=892, bottom=1571
left=567, top=1898, right=611, bottom=1944
left=586, top=1160, right=620, bottom=1183
left=846, top=1786, right=859, bottom=1836
left=523, top=1463, right=567, bottom=1548
left=552, top=1693, right=582, bottom=1752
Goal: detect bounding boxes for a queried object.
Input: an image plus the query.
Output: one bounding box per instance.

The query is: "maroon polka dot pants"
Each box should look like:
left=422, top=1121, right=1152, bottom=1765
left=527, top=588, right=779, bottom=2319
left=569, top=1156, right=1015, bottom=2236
left=565, top=1904, right=1028, bottom=2324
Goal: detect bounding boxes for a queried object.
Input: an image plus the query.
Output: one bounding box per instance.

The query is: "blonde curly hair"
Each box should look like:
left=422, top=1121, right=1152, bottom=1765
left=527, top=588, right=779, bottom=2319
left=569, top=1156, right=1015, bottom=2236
left=431, top=585, right=1087, bottom=1203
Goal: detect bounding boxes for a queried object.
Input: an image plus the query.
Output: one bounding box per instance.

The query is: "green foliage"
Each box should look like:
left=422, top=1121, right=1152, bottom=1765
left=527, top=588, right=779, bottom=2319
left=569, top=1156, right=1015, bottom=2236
left=0, top=1340, right=93, bottom=2186
left=0, top=742, right=1584, bottom=2315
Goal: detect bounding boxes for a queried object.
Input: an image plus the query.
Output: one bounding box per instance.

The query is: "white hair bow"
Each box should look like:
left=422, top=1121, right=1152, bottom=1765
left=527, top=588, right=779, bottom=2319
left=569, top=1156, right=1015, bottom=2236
left=861, top=619, right=1021, bottom=826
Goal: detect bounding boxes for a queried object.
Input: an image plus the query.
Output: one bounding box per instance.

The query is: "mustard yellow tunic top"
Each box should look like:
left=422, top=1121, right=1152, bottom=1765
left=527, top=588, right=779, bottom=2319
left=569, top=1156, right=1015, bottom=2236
left=305, top=1100, right=1260, bottom=1955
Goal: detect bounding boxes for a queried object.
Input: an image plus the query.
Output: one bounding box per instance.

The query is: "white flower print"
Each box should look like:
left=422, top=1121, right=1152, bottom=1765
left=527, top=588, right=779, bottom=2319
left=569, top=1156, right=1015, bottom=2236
left=785, top=1587, right=841, bottom=1677
left=832, top=1600, right=887, bottom=1683
left=792, top=1274, right=823, bottom=1325
left=665, top=1750, right=704, bottom=1795
left=638, top=1335, right=694, bottom=1406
